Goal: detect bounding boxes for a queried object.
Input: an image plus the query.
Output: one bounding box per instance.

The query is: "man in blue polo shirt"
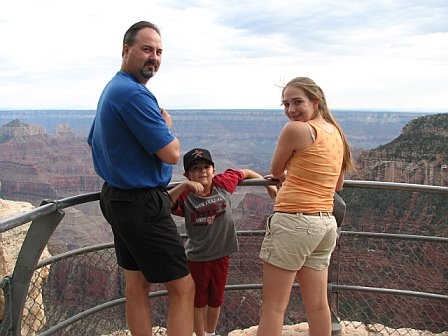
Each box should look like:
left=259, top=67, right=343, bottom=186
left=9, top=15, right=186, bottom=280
left=88, top=21, right=194, bottom=336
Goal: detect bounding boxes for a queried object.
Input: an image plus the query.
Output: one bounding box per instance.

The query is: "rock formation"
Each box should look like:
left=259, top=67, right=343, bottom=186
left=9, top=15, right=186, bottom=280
left=353, top=113, right=448, bottom=185
left=0, top=119, right=46, bottom=139
left=0, top=119, right=102, bottom=206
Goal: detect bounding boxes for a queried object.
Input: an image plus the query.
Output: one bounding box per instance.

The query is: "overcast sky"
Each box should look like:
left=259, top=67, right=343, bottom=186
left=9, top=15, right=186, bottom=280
left=0, top=0, right=447, bottom=111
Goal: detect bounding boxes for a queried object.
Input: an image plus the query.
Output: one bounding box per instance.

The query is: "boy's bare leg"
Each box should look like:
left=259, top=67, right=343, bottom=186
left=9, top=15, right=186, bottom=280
left=206, top=306, right=221, bottom=334
left=193, top=306, right=206, bottom=336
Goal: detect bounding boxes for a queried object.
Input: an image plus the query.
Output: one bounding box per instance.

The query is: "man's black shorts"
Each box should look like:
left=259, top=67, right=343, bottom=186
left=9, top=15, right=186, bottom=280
left=100, top=182, right=190, bottom=283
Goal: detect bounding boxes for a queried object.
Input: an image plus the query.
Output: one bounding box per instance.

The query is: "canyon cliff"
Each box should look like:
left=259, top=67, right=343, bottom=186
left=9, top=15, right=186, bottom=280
left=0, top=113, right=446, bottom=254
left=352, top=113, right=448, bottom=185
left=0, top=112, right=447, bottom=335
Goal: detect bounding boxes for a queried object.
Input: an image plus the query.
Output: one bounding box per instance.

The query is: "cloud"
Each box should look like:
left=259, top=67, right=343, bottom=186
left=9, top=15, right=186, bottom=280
left=0, top=0, right=447, bottom=111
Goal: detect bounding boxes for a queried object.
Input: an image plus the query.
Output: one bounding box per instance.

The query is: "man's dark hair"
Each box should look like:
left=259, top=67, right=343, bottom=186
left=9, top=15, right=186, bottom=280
left=123, top=21, right=161, bottom=47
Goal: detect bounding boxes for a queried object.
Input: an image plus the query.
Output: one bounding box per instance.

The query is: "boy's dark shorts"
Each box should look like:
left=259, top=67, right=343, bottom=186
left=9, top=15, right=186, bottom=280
left=100, top=182, right=190, bottom=283
left=188, top=256, right=229, bottom=308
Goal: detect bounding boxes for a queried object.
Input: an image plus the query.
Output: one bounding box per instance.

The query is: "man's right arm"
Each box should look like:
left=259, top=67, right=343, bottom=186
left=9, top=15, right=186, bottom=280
left=156, top=108, right=179, bottom=164
left=156, top=137, right=180, bottom=164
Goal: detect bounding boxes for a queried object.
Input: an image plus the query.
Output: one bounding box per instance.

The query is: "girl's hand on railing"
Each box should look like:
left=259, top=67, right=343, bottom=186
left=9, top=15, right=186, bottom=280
left=265, top=184, right=277, bottom=199
left=264, top=173, right=285, bottom=191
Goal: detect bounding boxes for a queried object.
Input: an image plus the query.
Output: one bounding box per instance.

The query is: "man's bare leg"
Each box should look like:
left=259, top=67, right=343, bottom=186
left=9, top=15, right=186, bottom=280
left=165, top=274, right=195, bottom=336
left=124, top=270, right=152, bottom=336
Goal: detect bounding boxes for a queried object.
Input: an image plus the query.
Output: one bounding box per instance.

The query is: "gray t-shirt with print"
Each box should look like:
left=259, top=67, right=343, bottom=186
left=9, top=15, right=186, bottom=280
left=173, top=169, right=244, bottom=262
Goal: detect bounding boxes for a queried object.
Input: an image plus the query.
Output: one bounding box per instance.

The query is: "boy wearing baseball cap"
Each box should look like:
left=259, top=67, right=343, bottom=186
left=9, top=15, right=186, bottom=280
left=169, top=148, right=276, bottom=336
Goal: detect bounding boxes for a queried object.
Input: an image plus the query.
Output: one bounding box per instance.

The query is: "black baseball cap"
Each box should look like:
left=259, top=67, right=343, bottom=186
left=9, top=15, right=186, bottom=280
left=183, top=148, right=214, bottom=172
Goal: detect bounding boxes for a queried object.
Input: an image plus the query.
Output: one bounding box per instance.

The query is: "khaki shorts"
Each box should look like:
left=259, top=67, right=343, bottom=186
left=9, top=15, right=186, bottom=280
left=260, top=212, right=337, bottom=271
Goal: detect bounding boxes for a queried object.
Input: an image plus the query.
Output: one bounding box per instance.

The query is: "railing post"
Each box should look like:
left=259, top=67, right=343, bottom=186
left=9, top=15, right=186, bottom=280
left=328, top=235, right=342, bottom=336
left=7, top=201, right=64, bottom=336
left=328, top=282, right=342, bottom=335
left=331, top=304, right=342, bottom=335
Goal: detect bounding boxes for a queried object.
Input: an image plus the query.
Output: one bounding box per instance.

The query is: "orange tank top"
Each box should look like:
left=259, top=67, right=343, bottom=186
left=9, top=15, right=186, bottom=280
left=274, top=119, right=343, bottom=213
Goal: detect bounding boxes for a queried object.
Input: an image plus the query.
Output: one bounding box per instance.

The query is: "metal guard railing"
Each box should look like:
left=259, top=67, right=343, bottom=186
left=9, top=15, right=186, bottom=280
left=0, top=180, right=447, bottom=336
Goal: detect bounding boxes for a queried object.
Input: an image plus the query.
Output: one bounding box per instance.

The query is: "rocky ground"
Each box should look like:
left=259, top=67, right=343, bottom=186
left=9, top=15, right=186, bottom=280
left=0, top=198, right=52, bottom=335
left=102, top=322, right=448, bottom=336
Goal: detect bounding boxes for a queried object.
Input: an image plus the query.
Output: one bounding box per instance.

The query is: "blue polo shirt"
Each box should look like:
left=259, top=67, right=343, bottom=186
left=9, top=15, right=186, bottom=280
left=88, top=71, right=175, bottom=189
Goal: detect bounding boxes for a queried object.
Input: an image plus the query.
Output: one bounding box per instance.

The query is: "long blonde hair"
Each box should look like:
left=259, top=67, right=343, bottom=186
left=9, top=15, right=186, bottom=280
left=282, top=76, right=355, bottom=172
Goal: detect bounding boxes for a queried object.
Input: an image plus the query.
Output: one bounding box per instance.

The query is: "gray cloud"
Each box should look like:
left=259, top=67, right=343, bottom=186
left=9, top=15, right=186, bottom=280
left=0, top=0, right=446, bottom=110
left=205, top=1, right=448, bottom=56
